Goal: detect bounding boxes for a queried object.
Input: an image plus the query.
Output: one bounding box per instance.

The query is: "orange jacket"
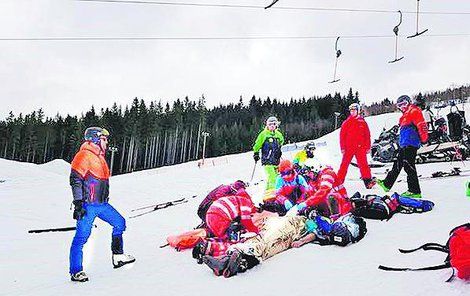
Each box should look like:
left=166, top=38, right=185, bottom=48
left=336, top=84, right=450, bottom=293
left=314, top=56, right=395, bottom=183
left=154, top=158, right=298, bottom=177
left=70, top=142, right=110, bottom=203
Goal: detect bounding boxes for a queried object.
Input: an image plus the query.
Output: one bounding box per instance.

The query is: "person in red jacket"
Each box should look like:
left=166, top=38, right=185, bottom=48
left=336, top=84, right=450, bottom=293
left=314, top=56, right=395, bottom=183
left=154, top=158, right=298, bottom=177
left=197, top=180, right=249, bottom=223
left=297, top=159, right=352, bottom=220
left=337, top=103, right=374, bottom=188
left=193, top=195, right=259, bottom=260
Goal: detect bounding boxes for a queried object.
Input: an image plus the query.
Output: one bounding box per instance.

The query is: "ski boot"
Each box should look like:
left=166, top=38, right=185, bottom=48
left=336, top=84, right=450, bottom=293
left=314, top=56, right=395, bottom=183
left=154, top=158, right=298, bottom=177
left=112, top=254, right=136, bottom=269
left=223, top=250, right=244, bottom=278
left=401, top=191, right=422, bottom=199
left=363, top=178, right=376, bottom=189
left=202, top=255, right=230, bottom=276
left=376, top=179, right=390, bottom=192
left=192, top=241, right=208, bottom=264
left=70, top=271, right=89, bottom=282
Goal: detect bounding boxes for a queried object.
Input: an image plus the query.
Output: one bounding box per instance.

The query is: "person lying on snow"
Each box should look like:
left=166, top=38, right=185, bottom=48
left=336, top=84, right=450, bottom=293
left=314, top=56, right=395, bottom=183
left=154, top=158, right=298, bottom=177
left=295, top=158, right=352, bottom=220
left=262, top=159, right=311, bottom=215
left=193, top=194, right=260, bottom=260
left=200, top=212, right=367, bottom=278
left=196, top=180, right=249, bottom=227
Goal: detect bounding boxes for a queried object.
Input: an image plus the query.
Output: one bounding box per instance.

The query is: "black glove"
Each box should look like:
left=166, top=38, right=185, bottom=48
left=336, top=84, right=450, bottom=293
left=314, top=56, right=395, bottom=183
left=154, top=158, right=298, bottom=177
left=73, top=200, right=87, bottom=220
left=253, top=152, right=260, bottom=162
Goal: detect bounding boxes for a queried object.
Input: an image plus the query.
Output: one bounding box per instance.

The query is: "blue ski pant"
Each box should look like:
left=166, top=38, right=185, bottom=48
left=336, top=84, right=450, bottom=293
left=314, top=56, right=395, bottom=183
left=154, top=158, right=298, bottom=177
left=69, top=203, right=126, bottom=274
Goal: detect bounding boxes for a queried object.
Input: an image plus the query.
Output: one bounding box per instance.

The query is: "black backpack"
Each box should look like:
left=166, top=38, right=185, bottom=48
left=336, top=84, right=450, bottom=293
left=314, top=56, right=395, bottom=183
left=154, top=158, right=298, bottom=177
left=351, top=193, right=400, bottom=221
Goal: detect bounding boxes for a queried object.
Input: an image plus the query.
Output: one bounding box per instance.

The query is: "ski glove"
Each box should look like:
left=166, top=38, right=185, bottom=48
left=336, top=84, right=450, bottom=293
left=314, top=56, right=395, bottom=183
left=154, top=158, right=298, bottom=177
left=73, top=200, right=87, bottom=220
left=253, top=152, right=260, bottom=162
left=284, top=200, right=294, bottom=210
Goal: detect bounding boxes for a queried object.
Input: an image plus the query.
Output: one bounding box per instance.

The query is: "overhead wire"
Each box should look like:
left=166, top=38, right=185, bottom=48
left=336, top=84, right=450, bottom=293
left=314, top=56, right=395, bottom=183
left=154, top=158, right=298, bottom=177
left=75, top=0, right=470, bottom=15
left=0, top=33, right=469, bottom=41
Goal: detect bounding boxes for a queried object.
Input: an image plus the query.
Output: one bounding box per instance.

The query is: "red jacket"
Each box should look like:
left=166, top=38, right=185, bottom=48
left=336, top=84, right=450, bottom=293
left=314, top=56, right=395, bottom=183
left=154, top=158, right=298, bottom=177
left=340, top=115, right=371, bottom=151
left=197, top=185, right=250, bottom=220
left=399, top=105, right=429, bottom=147
left=304, top=167, right=351, bottom=216
left=206, top=195, right=259, bottom=233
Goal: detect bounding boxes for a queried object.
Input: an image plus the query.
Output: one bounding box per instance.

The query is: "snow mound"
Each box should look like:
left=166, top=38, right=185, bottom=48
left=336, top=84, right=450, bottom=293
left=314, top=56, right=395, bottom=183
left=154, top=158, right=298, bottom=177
left=38, top=159, right=71, bottom=176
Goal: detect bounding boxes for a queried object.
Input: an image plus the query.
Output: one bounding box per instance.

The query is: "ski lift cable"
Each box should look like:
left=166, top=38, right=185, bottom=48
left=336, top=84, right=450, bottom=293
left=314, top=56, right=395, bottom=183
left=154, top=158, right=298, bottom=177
left=75, top=0, right=470, bottom=15
left=1, top=33, right=469, bottom=42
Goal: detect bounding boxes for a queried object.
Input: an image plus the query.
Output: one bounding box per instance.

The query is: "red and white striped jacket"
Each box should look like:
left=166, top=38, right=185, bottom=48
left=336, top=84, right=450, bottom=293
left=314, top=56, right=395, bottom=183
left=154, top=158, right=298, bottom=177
left=305, top=167, right=348, bottom=207
left=206, top=195, right=259, bottom=233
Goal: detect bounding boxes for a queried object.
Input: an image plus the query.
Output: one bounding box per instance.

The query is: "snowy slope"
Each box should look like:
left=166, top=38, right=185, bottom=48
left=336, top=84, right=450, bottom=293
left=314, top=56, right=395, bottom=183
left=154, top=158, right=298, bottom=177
left=1, top=109, right=470, bottom=296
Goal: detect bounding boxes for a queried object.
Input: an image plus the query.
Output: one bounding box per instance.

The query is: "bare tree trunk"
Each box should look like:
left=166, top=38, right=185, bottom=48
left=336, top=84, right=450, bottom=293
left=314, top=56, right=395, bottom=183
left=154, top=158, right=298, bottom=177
left=144, top=137, right=149, bottom=169
left=126, top=136, right=134, bottom=172
left=172, top=126, right=179, bottom=164
left=11, top=143, right=16, bottom=160
left=132, top=141, right=138, bottom=171
left=154, top=133, right=160, bottom=167
left=43, top=133, right=49, bottom=163
left=162, top=131, right=167, bottom=166
left=120, top=137, right=126, bottom=173
left=195, top=121, right=201, bottom=159
left=188, top=126, right=193, bottom=162
left=3, top=140, right=8, bottom=159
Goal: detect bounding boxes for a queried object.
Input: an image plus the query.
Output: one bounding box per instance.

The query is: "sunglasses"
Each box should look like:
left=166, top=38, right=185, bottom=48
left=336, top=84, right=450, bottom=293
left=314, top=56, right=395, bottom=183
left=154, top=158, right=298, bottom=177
left=100, top=136, right=109, bottom=142
left=280, top=170, right=294, bottom=177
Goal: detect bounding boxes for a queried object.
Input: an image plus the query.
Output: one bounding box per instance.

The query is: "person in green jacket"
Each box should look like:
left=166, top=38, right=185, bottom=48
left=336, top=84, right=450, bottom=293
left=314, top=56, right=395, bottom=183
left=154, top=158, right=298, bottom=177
left=253, top=116, right=285, bottom=194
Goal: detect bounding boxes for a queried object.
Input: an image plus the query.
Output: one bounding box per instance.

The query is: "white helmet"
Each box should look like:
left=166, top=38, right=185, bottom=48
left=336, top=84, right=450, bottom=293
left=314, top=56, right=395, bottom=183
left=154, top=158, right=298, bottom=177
left=266, top=116, right=280, bottom=126
left=303, top=158, right=323, bottom=173
left=349, top=103, right=361, bottom=112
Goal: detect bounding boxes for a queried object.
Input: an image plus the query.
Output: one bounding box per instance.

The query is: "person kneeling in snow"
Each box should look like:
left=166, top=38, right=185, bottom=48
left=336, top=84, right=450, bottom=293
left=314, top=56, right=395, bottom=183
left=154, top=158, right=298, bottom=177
left=196, top=180, right=249, bottom=228
left=192, top=194, right=260, bottom=262
left=296, top=159, right=351, bottom=220
left=262, top=159, right=311, bottom=215
left=69, top=127, right=135, bottom=282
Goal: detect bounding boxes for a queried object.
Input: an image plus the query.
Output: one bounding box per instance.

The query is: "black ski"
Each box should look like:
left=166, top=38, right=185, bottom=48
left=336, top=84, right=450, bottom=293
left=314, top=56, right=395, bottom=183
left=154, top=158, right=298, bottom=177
left=129, top=198, right=189, bottom=219
left=131, top=197, right=188, bottom=212
left=28, top=224, right=97, bottom=234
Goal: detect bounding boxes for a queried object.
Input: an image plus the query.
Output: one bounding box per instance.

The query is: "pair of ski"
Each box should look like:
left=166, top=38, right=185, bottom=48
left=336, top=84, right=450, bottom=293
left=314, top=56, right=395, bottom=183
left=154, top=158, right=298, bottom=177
left=129, top=196, right=196, bottom=219
left=396, top=167, right=470, bottom=183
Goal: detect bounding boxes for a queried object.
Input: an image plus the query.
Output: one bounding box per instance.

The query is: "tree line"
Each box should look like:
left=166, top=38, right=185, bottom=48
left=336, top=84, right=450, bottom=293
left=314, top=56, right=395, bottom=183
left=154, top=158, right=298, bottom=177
left=0, top=87, right=392, bottom=175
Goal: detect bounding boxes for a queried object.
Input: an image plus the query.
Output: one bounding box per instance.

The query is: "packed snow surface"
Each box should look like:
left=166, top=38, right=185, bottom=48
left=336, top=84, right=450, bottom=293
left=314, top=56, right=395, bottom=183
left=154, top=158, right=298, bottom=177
left=1, top=109, right=469, bottom=296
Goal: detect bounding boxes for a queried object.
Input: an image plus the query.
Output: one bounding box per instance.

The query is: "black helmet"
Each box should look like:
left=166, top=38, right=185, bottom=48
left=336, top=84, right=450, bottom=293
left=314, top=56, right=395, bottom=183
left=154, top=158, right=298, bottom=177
left=413, top=96, right=426, bottom=110
left=397, top=95, right=411, bottom=105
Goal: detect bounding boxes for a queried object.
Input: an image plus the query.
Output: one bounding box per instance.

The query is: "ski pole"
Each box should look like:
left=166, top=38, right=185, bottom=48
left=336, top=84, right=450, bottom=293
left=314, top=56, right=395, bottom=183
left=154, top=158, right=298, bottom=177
left=250, top=161, right=258, bottom=183
left=28, top=224, right=97, bottom=234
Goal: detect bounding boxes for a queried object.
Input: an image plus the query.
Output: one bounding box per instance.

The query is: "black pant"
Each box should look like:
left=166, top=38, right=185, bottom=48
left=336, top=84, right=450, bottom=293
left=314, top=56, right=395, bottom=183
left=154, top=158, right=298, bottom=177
left=384, top=146, right=421, bottom=194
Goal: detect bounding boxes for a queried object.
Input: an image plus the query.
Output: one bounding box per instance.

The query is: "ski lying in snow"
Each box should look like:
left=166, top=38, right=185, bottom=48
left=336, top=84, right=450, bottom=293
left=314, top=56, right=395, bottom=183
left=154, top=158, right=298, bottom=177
left=129, top=198, right=190, bottom=219
left=396, top=168, right=470, bottom=183
left=131, top=197, right=191, bottom=212
left=351, top=162, right=388, bottom=168
left=28, top=224, right=97, bottom=234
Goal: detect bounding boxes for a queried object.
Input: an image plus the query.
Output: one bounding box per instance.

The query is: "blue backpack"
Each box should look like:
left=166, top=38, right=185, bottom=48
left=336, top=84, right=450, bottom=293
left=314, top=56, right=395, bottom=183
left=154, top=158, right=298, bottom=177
left=396, top=194, right=435, bottom=213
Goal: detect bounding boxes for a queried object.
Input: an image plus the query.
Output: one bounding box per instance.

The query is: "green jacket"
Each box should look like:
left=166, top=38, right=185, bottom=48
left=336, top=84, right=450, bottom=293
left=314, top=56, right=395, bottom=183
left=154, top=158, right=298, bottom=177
left=253, top=128, right=285, bottom=165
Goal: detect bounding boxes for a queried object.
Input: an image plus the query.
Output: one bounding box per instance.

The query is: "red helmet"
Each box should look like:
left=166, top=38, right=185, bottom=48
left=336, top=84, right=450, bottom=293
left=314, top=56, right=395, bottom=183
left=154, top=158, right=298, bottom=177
left=278, top=159, right=293, bottom=173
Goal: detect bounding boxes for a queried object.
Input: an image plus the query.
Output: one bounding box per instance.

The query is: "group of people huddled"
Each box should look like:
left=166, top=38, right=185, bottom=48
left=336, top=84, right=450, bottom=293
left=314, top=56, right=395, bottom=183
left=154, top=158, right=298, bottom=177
left=66, top=95, right=429, bottom=281
left=191, top=95, right=429, bottom=277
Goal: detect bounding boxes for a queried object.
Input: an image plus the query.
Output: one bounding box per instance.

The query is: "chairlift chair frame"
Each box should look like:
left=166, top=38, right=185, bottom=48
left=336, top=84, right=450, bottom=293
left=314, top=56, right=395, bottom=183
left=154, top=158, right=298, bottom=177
left=329, top=37, right=342, bottom=83
left=389, top=10, right=405, bottom=63
left=407, top=0, right=429, bottom=38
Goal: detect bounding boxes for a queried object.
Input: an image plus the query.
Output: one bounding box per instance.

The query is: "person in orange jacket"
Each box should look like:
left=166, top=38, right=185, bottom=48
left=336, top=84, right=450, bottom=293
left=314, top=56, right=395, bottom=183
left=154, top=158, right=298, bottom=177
left=337, top=103, right=374, bottom=189
left=69, top=127, right=135, bottom=282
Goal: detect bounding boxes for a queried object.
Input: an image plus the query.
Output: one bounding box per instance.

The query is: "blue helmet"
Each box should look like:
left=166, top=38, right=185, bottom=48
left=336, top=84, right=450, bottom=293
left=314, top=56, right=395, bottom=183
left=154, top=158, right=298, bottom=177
left=84, top=127, right=110, bottom=145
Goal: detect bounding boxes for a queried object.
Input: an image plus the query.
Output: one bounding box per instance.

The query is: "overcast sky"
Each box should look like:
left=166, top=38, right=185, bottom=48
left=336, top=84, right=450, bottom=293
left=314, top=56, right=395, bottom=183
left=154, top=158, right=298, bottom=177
left=1, top=0, right=469, bottom=120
